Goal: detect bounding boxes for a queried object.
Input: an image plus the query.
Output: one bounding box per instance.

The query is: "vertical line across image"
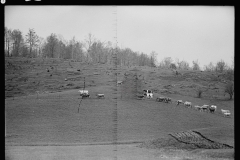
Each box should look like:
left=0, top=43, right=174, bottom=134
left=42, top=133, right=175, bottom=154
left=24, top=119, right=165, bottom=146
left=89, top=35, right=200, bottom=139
left=112, top=6, right=118, bottom=160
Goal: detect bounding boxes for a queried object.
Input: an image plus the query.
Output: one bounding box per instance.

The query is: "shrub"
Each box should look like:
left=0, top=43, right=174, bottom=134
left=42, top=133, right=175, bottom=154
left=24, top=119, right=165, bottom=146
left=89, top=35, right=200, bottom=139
left=224, top=82, right=234, bottom=100
left=215, top=60, right=226, bottom=72
left=170, top=63, right=177, bottom=70
left=192, top=60, right=200, bottom=70
left=196, top=88, right=203, bottom=98
left=224, top=69, right=234, bottom=81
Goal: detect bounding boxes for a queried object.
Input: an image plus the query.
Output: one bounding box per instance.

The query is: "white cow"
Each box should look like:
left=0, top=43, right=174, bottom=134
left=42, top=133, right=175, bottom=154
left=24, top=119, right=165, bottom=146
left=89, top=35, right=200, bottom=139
left=96, top=94, right=104, bottom=98
left=221, top=109, right=231, bottom=117
left=146, top=93, right=153, bottom=98
left=221, top=109, right=230, bottom=113
left=209, top=105, right=217, bottom=113
left=78, top=90, right=89, bottom=96
left=201, top=105, right=209, bottom=112
left=223, top=112, right=231, bottom=117
left=176, top=100, right=183, bottom=105
left=117, top=81, right=123, bottom=86
left=184, top=101, right=192, bottom=108
left=194, top=105, right=202, bottom=111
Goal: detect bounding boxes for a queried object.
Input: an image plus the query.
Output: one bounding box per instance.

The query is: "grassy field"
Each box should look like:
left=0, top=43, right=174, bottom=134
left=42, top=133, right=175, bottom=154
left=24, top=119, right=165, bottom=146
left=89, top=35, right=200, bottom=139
left=5, top=57, right=234, bottom=159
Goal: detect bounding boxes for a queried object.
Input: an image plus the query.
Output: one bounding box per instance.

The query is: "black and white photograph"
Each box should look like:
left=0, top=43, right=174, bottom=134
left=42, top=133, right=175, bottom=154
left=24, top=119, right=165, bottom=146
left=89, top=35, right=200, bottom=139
left=5, top=6, right=234, bottom=160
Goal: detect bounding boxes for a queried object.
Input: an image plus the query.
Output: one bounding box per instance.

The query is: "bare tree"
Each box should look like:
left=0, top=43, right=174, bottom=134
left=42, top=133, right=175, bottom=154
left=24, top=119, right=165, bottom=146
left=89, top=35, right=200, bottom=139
left=177, top=60, right=190, bottom=70
left=88, top=40, right=106, bottom=63
left=96, top=41, right=106, bottom=63
left=123, top=47, right=132, bottom=66
left=139, top=52, right=148, bottom=66
left=25, top=28, right=39, bottom=57
left=5, top=27, right=12, bottom=57
left=150, top=51, right=157, bottom=67
left=192, top=59, right=200, bottom=70
left=57, top=34, right=67, bottom=59
left=215, top=59, right=226, bottom=72
left=70, top=36, right=76, bottom=59
left=204, top=62, right=215, bottom=71
left=84, top=33, right=96, bottom=62
left=224, top=82, right=234, bottom=100
left=74, top=41, right=84, bottom=62
left=43, top=33, right=58, bottom=58
left=37, top=37, right=44, bottom=58
left=11, top=29, right=23, bottom=57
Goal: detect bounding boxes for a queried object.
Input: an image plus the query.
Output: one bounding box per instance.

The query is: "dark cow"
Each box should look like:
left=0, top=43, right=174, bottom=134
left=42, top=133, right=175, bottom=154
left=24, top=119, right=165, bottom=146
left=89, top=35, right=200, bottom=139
left=156, top=97, right=165, bottom=102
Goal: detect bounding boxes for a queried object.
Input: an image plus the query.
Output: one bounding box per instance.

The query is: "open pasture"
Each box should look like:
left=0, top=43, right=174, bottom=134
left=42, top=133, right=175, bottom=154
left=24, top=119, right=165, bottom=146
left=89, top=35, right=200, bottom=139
left=5, top=57, right=234, bottom=159
left=6, top=90, right=233, bottom=145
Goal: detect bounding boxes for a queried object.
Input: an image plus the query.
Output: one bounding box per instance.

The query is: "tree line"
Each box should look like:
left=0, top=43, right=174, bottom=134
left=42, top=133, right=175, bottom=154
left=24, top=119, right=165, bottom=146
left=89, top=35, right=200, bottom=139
left=5, top=27, right=157, bottom=67
left=158, top=57, right=234, bottom=73
left=5, top=27, right=234, bottom=74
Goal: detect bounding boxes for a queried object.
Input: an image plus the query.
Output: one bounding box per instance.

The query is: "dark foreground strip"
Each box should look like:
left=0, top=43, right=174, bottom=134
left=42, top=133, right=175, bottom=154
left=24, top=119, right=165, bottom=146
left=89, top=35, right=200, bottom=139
left=5, top=141, right=143, bottom=147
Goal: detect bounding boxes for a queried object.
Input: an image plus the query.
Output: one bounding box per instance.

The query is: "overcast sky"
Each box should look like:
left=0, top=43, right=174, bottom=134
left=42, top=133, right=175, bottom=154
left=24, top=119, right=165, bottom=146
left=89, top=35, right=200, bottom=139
left=5, top=6, right=234, bottom=68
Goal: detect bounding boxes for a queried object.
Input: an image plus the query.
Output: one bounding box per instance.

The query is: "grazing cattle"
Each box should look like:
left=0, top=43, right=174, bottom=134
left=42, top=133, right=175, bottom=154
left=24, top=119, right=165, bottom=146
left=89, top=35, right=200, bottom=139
left=209, top=105, right=217, bottom=113
left=221, top=109, right=230, bottom=113
left=176, top=100, right=183, bottom=105
left=194, top=105, right=201, bottom=111
left=146, top=93, right=153, bottom=98
left=223, top=112, right=231, bottom=117
left=82, top=93, right=90, bottom=98
left=138, top=95, right=145, bottom=99
left=143, top=90, right=153, bottom=98
left=164, top=97, right=172, bottom=103
left=201, top=105, right=209, bottom=112
left=96, top=94, right=104, bottom=98
left=156, top=97, right=165, bottom=102
left=184, top=101, right=192, bottom=108
left=78, top=90, right=89, bottom=96
left=221, top=109, right=231, bottom=117
left=117, top=81, right=123, bottom=86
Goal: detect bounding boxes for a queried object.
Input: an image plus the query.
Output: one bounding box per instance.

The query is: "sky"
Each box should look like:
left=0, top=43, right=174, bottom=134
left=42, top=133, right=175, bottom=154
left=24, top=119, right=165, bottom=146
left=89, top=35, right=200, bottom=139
left=5, top=6, right=234, bottom=68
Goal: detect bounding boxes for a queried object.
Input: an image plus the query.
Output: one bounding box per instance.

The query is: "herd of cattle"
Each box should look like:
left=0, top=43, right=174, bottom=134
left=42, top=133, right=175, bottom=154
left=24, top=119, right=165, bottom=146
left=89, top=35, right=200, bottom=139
left=78, top=90, right=105, bottom=98
left=142, top=90, right=231, bottom=117
left=78, top=88, right=231, bottom=117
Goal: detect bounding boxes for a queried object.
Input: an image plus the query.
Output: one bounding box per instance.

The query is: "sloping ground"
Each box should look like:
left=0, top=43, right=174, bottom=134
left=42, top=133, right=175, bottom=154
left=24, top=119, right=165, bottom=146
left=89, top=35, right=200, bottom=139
left=5, top=57, right=115, bottom=98
left=120, top=68, right=145, bottom=99
left=5, top=57, right=233, bottom=101
left=6, top=58, right=234, bottom=145
left=5, top=58, right=234, bottom=159
left=138, top=66, right=233, bottom=100
left=5, top=84, right=234, bottom=146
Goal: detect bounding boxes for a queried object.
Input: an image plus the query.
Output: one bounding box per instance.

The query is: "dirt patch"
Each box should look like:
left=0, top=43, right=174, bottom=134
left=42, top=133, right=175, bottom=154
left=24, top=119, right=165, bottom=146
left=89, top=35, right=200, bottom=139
left=170, top=130, right=233, bottom=149
left=139, top=130, right=233, bottom=151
